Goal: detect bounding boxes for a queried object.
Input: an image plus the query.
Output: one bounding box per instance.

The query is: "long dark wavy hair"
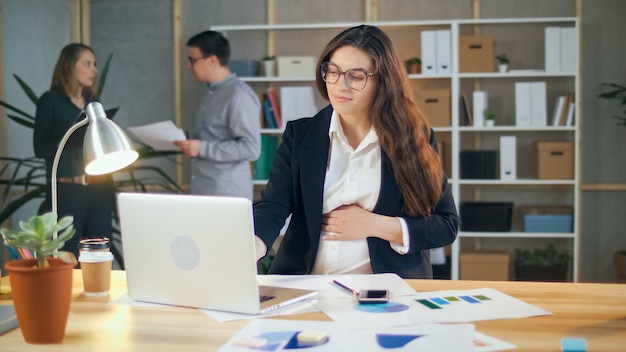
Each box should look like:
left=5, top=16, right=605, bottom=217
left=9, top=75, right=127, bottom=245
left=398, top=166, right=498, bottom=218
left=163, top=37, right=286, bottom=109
left=315, top=25, right=443, bottom=217
left=50, top=43, right=99, bottom=101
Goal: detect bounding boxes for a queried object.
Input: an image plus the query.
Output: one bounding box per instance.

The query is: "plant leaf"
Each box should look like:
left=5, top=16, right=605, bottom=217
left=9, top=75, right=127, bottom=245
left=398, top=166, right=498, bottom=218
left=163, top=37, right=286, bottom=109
left=0, top=100, right=34, bottom=120
left=13, top=74, right=39, bottom=105
left=98, top=53, right=113, bottom=95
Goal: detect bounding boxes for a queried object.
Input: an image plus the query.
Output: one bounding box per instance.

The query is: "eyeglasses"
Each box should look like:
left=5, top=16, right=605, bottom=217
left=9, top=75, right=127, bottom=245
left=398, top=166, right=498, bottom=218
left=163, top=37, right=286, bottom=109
left=320, top=62, right=375, bottom=91
left=188, top=56, right=207, bottom=65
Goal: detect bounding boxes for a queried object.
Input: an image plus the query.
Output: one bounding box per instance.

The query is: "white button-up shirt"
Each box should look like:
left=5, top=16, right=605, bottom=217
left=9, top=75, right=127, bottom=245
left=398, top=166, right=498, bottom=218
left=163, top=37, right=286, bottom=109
left=311, top=111, right=410, bottom=275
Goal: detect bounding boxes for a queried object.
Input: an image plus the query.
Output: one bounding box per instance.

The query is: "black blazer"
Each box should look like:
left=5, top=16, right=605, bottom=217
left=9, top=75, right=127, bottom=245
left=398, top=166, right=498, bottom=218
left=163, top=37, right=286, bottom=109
left=253, top=105, right=459, bottom=279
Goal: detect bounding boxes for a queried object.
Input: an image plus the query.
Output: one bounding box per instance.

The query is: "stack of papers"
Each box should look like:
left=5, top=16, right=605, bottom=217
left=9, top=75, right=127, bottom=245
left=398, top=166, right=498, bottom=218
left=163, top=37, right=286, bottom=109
left=127, top=121, right=187, bottom=151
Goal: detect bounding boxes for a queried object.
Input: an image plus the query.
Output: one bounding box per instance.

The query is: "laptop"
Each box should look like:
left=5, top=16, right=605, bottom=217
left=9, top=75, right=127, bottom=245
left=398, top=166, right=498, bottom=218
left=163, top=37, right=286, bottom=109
left=117, top=192, right=316, bottom=314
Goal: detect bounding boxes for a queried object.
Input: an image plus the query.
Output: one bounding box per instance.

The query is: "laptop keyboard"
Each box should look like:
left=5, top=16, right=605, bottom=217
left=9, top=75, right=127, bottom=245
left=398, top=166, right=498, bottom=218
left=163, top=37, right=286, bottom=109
left=259, top=295, right=275, bottom=303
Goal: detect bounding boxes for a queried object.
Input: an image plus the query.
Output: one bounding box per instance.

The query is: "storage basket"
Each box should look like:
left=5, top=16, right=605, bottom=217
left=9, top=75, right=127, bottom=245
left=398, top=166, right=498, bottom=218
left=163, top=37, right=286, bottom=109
left=523, top=214, right=573, bottom=233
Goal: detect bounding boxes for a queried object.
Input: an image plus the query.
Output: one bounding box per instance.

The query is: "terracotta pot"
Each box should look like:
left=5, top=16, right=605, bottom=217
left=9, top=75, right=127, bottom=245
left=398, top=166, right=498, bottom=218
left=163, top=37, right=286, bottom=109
left=408, top=63, right=421, bottom=74
left=5, top=257, right=74, bottom=344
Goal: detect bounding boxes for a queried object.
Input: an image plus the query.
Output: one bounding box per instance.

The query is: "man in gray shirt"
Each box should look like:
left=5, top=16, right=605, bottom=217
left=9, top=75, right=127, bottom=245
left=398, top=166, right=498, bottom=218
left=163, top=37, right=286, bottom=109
left=175, top=31, right=261, bottom=200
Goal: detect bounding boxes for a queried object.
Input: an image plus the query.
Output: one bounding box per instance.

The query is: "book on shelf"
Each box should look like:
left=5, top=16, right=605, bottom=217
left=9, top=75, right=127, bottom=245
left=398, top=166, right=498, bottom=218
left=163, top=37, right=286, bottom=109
left=460, top=93, right=473, bottom=126
left=551, top=96, right=566, bottom=126
left=565, top=100, right=575, bottom=126
left=254, top=135, right=279, bottom=180
left=266, top=88, right=281, bottom=128
left=559, top=92, right=574, bottom=126
left=262, top=96, right=277, bottom=129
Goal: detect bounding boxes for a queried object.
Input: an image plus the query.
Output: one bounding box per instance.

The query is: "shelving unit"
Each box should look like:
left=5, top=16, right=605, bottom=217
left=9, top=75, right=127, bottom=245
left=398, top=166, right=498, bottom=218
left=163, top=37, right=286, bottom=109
left=211, top=15, right=580, bottom=281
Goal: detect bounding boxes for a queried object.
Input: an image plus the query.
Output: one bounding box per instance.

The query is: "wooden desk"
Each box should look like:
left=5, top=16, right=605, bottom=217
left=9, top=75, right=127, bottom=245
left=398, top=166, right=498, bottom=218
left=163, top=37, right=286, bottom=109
left=1, top=270, right=625, bottom=351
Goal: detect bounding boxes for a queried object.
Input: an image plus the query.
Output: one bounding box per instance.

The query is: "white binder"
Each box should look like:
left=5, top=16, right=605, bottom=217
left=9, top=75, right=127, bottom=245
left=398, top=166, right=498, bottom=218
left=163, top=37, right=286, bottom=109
left=530, top=81, right=547, bottom=127
left=435, top=30, right=451, bottom=75
left=560, top=27, right=577, bottom=73
left=421, top=31, right=437, bottom=76
left=500, top=136, right=517, bottom=181
left=279, top=86, right=317, bottom=128
left=472, top=91, right=487, bottom=127
left=545, top=27, right=560, bottom=72
left=515, top=82, right=531, bottom=127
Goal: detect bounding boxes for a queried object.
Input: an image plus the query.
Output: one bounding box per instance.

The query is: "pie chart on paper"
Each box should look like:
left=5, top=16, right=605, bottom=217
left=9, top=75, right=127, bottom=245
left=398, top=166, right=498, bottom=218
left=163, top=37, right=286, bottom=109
left=234, top=330, right=329, bottom=350
left=354, top=302, right=410, bottom=313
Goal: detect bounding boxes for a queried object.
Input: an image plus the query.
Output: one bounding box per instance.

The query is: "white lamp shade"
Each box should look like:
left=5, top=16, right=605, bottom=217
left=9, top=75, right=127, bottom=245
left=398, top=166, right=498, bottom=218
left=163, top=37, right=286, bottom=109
left=83, top=102, right=139, bottom=175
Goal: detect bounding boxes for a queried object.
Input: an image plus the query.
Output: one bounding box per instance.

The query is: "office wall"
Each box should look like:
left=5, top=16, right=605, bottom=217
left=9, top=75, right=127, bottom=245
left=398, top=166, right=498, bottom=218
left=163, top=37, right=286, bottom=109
left=578, top=0, right=626, bottom=282
left=1, top=0, right=71, bottom=225
left=89, top=0, right=178, bottom=179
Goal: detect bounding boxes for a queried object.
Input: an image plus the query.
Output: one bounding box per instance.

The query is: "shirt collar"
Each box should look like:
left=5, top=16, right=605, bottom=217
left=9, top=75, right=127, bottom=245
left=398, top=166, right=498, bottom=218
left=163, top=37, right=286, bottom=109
left=206, top=73, right=236, bottom=89
left=328, top=110, right=379, bottom=148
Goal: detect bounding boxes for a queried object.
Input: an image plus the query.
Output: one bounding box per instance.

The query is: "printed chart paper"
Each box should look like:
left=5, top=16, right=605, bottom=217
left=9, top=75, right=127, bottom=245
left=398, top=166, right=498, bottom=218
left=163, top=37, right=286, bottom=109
left=412, top=287, right=552, bottom=323
left=219, top=319, right=475, bottom=352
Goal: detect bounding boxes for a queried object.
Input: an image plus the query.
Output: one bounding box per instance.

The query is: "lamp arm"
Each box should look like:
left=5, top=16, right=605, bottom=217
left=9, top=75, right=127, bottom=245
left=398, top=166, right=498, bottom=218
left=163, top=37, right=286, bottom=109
left=51, top=116, right=89, bottom=239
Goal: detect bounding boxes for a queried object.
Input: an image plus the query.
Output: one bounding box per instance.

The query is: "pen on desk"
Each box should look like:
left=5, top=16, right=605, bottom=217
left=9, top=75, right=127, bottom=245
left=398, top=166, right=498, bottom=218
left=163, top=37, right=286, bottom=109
left=332, top=280, right=359, bottom=296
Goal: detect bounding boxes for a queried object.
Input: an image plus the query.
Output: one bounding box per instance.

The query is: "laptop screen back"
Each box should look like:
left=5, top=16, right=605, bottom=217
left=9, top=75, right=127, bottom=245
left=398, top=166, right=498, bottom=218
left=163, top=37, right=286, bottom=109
left=118, top=192, right=262, bottom=314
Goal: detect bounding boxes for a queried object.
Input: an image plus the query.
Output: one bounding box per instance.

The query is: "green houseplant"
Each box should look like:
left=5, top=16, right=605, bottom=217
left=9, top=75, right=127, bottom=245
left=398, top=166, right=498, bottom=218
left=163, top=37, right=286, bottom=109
left=483, top=108, right=495, bottom=127
left=496, top=54, right=509, bottom=73
left=514, top=244, right=571, bottom=282
left=0, top=56, right=183, bottom=268
left=1, top=212, right=77, bottom=343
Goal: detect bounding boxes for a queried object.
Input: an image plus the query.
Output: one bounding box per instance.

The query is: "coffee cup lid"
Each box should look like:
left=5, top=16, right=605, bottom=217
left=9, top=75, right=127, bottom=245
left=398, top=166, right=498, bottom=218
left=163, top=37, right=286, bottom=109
left=79, top=251, right=113, bottom=263
left=78, top=238, right=111, bottom=250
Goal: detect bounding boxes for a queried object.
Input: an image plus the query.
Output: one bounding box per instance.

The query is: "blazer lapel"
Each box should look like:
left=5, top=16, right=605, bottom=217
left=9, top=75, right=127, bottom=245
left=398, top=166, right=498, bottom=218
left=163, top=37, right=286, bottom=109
left=300, top=106, right=332, bottom=242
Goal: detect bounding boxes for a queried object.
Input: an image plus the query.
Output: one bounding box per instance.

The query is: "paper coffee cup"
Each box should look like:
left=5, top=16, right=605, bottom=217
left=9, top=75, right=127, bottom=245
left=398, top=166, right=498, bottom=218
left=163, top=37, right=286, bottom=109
left=79, top=251, right=113, bottom=296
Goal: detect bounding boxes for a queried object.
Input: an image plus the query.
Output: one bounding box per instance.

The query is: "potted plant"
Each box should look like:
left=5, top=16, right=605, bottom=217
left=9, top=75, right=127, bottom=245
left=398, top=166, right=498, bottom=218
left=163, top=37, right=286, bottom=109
left=514, top=244, right=571, bottom=282
left=483, top=108, right=495, bottom=127
left=405, top=57, right=422, bottom=74
left=1, top=212, right=77, bottom=343
left=262, top=55, right=276, bottom=77
left=496, top=54, right=509, bottom=73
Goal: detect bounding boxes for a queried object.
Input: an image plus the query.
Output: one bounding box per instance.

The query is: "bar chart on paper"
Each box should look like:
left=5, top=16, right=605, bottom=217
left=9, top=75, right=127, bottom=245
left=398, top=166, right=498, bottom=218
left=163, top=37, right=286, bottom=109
left=413, top=288, right=551, bottom=324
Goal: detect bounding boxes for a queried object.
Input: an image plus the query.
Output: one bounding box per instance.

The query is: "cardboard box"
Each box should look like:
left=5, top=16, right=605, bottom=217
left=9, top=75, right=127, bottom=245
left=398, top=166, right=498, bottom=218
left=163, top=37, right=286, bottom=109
left=460, top=251, right=511, bottom=281
left=415, top=90, right=451, bottom=127
left=459, top=35, right=495, bottom=72
left=536, top=141, right=574, bottom=179
left=278, top=56, right=316, bottom=77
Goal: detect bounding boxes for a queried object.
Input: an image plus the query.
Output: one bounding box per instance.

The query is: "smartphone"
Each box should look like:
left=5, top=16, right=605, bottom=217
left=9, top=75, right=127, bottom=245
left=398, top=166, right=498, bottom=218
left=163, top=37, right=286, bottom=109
left=357, top=289, right=389, bottom=304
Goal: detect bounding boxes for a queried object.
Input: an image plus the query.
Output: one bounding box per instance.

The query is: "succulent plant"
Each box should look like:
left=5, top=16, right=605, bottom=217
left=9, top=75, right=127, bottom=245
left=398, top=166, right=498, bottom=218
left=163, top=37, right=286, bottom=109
left=1, top=212, right=76, bottom=268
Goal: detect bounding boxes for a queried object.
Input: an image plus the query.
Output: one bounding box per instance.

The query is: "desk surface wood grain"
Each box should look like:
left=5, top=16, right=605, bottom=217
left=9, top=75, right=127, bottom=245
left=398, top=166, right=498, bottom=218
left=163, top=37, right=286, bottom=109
left=1, top=270, right=625, bottom=351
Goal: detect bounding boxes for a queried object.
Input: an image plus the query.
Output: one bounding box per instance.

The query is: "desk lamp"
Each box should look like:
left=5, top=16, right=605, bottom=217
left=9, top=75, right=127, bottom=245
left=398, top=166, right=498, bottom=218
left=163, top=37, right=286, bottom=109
left=51, top=101, right=138, bottom=239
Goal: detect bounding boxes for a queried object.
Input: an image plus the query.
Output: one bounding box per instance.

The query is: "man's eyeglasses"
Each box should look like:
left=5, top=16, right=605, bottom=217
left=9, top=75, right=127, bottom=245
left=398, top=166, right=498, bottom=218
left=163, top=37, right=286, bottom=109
left=188, top=56, right=207, bottom=65
left=320, top=62, right=375, bottom=91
